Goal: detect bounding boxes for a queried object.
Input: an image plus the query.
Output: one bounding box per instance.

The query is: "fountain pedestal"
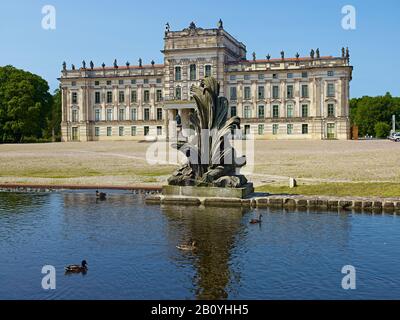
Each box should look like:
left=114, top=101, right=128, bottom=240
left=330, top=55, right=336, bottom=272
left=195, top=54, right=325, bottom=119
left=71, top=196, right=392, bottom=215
left=162, top=183, right=254, bottom=199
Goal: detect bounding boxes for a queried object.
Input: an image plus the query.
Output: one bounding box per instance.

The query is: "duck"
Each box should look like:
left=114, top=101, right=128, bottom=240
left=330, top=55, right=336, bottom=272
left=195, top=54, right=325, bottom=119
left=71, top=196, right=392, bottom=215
left=250, top=214, right=263, bottom=224
left=96, top=190, right=106, bottom=200
left=176, top=241, right=197, bottom=251
left=65, top=260, right=88, bottom=273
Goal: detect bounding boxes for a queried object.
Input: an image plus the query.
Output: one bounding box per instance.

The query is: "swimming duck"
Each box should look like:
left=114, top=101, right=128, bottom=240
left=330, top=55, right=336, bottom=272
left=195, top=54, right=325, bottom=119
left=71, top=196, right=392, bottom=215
left=176, top=241, right=197, bottom=251
left=250, top=214, right=263, bottom=224
left=96, top=190, right=106, bottom=200
left=65, top=260, right=88, bottom=273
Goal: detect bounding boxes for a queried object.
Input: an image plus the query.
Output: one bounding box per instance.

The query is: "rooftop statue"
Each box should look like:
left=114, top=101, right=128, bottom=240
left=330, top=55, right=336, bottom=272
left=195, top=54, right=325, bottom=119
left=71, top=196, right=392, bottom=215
left=168, top=77, right=248, bottom=188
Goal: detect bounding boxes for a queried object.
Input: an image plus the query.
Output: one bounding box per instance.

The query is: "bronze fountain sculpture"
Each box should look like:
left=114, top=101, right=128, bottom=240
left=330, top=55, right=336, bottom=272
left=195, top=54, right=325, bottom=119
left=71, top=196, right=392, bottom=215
left=167, top=77, right=251, bottom=190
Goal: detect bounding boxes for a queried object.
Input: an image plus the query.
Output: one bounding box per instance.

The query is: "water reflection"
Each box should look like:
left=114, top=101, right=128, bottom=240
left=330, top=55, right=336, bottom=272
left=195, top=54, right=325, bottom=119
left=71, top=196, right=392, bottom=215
left=1, top=191, right=399, bottom=299
left=162, top=205, right=250, bottom=299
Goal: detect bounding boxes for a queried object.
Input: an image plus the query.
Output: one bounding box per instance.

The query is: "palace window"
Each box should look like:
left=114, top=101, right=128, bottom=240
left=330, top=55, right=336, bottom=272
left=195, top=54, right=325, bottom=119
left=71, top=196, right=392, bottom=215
left=302, top=72, right=308, bottom=78
left=157, top=108, right=163, bottom=121
left=95, top=109, right=101, bottom=121
left=107, top=127, right=112, bottom=136
left=119, top=108, right=125, bottom=121
left=144, top=126, right=149, bottom=136
left=328, top=104, right=335, bottom=117
left=131, top=126, right=136, bottom=136
left=230, top=106, right=237, bottom=117
left=205, top=65, right=212, bottom=77
left=72, top=109, right=78, bottom=122
left=131, top=79, right=136, bottom=85
left=258, top=86, right=265, bottom=99
left=144, top=79, right=149, bottom=84
left=131, top=90, right=137, bottom=103
left=95, top=92, right=101, bottom=104
left=144, top=90, right=150, bottom=103
left=119, top=91, right=125, bottom=103
left=287, top=124, right=293, bottom=134
left=157, top=126, right=162, bottom=136
left=156, top=89, right=163, bottom=102
left=71, top=92, right=78, bottom=104
left=301, top=85, right=308, bottom=98
left=244, top=75, right=250, bottom=81
left=286, top=104, right=294, bottom=118
left=258, top=105, right=265, bottom=118
left=119, top=80, right=124, bottom=85
left=131, top=108, right=137, bottom=120
left=272, top=73, right=278, bottom=79
left=258, top=74, right=265, bottom=80
left=189, top=64, right=196, bottom=80
left=71, top=81, right=76, bottom=86
left=107, top=80, right=111, bottom=85
left=95, top=81, right=100, bottom=86
left=272, top=86, right=279, bottom=99
left=230, top=75, right=236, bottom=81
left=119, top=126, right=124, bottom=136
left=230, top=87, right=237, bottom=100
left=144, top=108, right=150, bottom=121
left=272, top=124, right=279, bottom=135
left=258, top=124, right=264, bottom=135
left=107, top=91, right=113, bottom=103
left=272, top=105, right=279, bottom=118
left=244, top=87, right=251, bottom=100
left=106, top=109, right=113, bottom=121
left=95, top=127, right=100, bottom=137
left=328, top=71, right=334, bottom=77
left=287, top=85, right=294, bottom=99
left=156, top=78, right=162, bottom=84
left=327, top=83, right=335, bottom=97
left=302, top=104, right=308, bottom=118
left=175, top=66, right=182, bottom=81
left=302, top=124, right=308, bottom=134
left=175, top=87, right=182, bottom=100
left=287, top=73, right=293, bottom=79
left=244, top=106, right=252, bottom=118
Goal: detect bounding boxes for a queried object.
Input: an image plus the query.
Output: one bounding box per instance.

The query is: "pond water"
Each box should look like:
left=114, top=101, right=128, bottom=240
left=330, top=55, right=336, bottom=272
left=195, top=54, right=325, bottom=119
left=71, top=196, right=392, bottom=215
left=0, top=191, right=399, bottom=300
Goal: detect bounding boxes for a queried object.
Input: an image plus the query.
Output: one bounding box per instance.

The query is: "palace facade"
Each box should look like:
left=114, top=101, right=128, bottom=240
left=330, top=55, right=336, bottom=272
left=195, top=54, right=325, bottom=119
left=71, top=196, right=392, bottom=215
left=59, top=21, right=353, bottom=142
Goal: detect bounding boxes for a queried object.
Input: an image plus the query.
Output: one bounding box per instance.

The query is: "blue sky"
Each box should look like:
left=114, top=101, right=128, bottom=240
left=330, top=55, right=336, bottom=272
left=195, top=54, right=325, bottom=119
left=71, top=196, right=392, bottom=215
left=0, top=0, right=399, bottom=97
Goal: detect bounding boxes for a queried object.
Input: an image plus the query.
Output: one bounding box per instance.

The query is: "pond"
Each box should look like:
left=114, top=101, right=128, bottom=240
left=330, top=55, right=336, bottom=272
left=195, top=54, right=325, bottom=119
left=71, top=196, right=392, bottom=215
left=0, top=191, right=399, bottom=300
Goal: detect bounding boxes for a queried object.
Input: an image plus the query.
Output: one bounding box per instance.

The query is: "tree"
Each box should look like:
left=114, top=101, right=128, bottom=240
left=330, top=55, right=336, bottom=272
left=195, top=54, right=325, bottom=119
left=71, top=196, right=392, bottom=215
left=350, top=93, right=400, bottom=137
left=0, top=65, right=52, bottom=142
left=44, top=89, right=62, bottom=141
left=374, top=122, right=391, bottom=138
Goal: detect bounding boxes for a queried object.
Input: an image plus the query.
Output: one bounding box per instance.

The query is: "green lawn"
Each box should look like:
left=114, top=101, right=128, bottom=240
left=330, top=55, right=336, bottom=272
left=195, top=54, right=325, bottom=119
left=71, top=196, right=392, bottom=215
left=256, top=182, right=400, bottom=198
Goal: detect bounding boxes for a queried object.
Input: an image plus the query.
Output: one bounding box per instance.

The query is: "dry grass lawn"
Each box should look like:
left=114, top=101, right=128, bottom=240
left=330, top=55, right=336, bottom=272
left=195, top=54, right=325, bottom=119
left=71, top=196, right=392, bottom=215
left=0, top=140, right=399, bottom=195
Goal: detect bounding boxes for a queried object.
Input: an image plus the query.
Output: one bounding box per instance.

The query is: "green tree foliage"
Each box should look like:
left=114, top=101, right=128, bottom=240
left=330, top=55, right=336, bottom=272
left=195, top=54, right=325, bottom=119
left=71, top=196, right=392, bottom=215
left=44, top=88, right=62, bottom=141
left=350, top=93, right=400, bottom=137
left=374, top=122, right=391, bottom=138
left=0, top=65, right=61, bottom=143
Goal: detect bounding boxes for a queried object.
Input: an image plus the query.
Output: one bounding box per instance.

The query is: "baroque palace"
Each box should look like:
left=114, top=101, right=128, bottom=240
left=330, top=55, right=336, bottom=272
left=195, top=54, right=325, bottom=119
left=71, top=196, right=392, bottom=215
left=59, top=20, right=353, bottom=142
